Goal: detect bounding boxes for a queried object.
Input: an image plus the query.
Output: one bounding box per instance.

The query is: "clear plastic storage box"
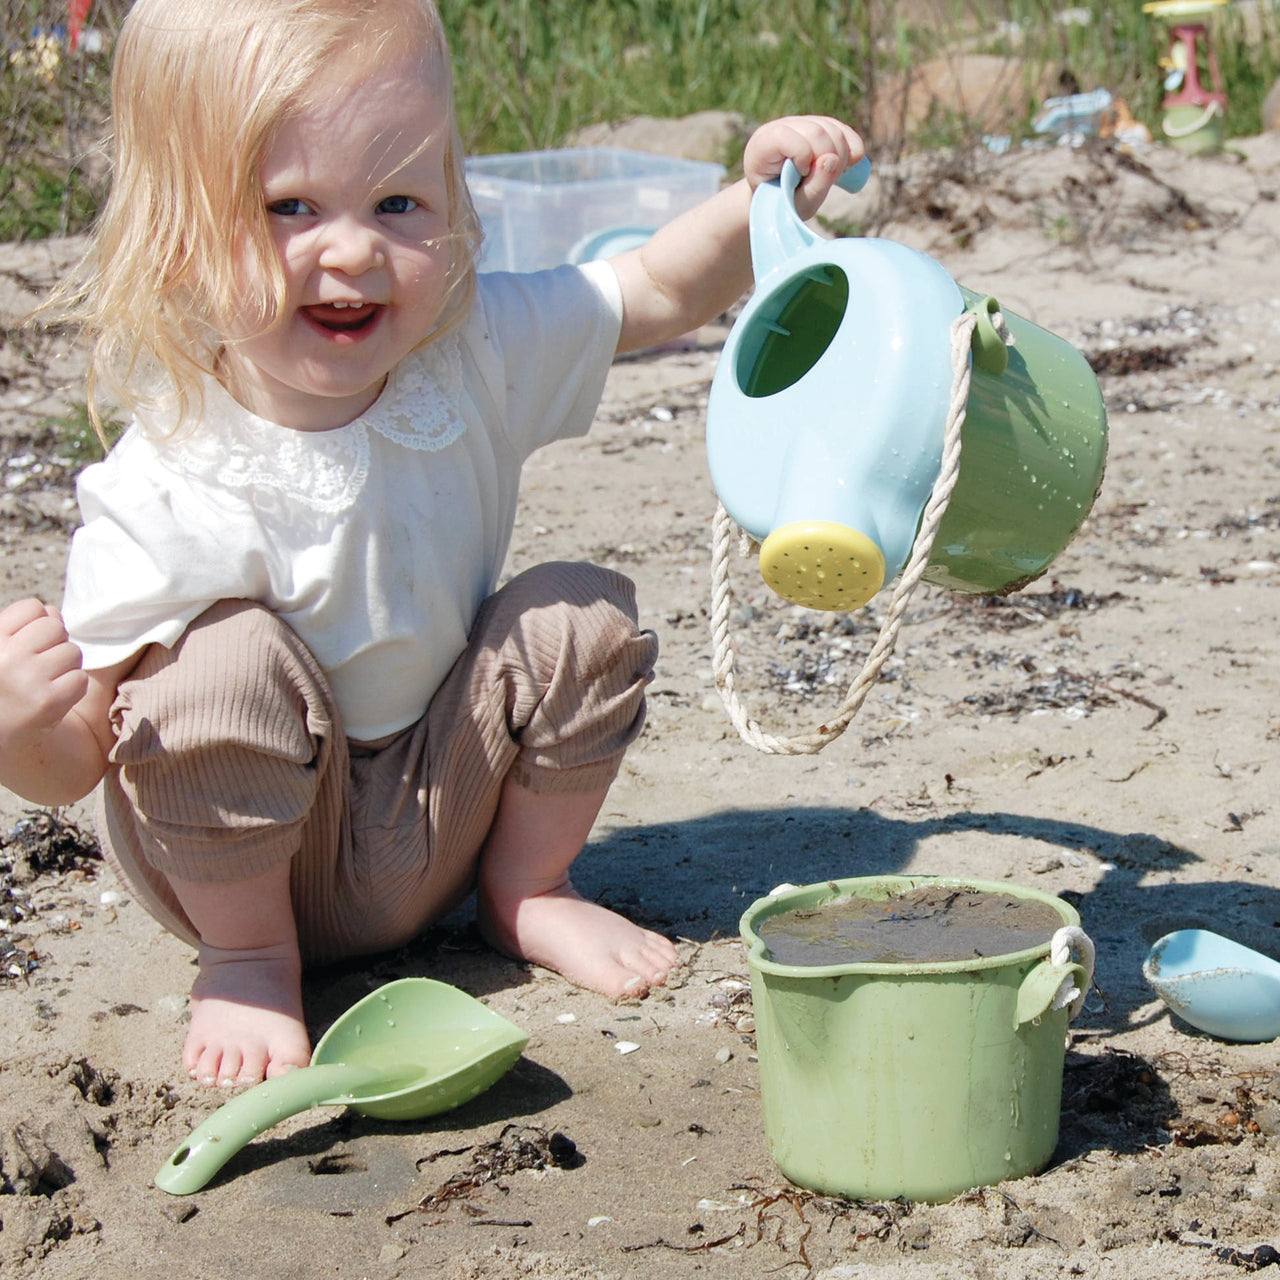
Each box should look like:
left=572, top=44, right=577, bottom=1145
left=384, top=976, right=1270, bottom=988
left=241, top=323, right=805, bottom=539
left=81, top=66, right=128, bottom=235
left=465, top=148, right=725, bottom=274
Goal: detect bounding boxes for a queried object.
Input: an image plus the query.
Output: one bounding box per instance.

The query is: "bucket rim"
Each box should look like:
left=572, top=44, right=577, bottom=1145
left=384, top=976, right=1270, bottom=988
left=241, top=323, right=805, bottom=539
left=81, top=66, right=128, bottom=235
left=739, top=873, right=1081, bottom=978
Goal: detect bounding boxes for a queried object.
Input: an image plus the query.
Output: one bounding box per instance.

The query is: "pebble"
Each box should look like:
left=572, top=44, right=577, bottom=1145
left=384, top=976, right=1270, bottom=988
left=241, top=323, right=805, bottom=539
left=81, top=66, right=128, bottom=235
left=99, top=890, right=125, bottom=907
left=555, top=1012, right=576, bottom=1024
left=714, top=1047, right=734, bottom=1064
left=156, top=994, right=190, bottom=1018
left=615, top=1040, right=640, bottom=1054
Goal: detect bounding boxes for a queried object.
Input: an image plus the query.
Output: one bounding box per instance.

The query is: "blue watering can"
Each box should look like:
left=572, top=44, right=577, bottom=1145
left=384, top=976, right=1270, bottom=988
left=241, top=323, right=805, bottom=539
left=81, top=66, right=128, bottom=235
left=706, top=159, right=1108, bottom=612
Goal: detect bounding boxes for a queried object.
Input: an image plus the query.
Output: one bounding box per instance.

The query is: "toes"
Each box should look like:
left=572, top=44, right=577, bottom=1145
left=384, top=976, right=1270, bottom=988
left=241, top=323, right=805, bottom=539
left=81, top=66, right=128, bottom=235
left=214, top=1045, right=246, bottom=1086
left=638, top=932, right=680, bottom=983
left=187, top=1040, right=222, bottom=1085
left=235, top=1042, right=269, bottom=1086
left=185, top=1037, right=262, bottom=1087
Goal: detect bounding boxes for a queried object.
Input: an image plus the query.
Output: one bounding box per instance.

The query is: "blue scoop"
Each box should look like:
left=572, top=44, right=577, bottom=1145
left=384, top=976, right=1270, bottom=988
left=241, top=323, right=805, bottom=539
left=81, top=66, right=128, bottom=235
left=1143, top=929, right=1280, bottom=1043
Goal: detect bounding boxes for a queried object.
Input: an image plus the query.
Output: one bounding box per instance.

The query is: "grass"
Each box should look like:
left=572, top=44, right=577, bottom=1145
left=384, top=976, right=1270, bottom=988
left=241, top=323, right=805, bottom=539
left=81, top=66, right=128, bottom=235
left=2, top=1, right=1280, bottom=240
left=0, top=1, right=119, bottom=241
left=35, top=401, right=121, bottom=465
left=30, top=401, right=122, bottom=468
left=440, top=0, right=1280, bottom=156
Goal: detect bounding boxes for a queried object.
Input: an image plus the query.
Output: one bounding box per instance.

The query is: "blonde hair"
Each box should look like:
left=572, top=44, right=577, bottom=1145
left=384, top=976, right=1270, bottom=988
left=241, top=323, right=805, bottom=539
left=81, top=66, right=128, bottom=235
left=47, top=0, right=480, bottom=435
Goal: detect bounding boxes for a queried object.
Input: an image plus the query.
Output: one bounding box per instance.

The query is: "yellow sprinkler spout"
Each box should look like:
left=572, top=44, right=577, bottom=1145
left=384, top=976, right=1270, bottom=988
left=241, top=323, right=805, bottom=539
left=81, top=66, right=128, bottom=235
left=759, top=521, right=886, bottom=612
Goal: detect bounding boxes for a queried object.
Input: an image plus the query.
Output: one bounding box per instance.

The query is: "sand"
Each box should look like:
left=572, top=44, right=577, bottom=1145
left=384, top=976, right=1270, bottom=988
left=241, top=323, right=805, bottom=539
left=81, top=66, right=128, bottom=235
left=4, top=134, right=1280, bottom=1278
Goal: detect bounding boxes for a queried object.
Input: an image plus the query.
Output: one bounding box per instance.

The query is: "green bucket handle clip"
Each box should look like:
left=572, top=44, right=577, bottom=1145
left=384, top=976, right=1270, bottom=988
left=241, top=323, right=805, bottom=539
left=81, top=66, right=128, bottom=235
left=1015, top=925, right=1096, bottom=1028
left=967, top=294, right=1010, bottom=377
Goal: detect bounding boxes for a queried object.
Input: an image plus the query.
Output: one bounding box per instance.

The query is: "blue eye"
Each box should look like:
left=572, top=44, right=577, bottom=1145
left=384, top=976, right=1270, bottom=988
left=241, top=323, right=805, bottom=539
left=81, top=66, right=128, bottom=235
left=267, top=198, right=314, bottom=216
left=377, top=195, right=418, bottom=214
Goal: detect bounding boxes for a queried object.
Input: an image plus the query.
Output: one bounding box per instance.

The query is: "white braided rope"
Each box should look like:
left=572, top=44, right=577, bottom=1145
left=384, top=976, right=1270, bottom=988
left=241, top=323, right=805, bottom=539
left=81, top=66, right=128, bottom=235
left=1050, top=924, right=1096, bottom=1020
left=710, top=310, right=980, bottom=754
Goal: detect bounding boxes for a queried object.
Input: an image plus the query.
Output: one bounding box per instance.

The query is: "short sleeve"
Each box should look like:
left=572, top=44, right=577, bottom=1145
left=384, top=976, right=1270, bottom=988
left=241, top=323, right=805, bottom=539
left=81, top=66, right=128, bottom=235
left=466, top=260, right=623, bottom=459
left=61, top=432, right=268, bottom=669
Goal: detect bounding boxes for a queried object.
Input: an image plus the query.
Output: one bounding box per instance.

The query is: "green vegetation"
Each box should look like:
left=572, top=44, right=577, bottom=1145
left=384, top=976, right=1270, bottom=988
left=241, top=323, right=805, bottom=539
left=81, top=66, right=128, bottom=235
left=2, top=1, right=1280, bottom=240
left=440, top=0, right=1280, bottom=155
left=0, top=0, right=120, bottom=241
left=37, top=401, right=121, bottom=465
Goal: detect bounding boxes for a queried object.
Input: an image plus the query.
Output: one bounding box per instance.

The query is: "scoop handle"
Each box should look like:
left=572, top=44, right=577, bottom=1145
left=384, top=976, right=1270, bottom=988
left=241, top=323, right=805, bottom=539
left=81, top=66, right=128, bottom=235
left=154, top=1061, right=390, bottom=1195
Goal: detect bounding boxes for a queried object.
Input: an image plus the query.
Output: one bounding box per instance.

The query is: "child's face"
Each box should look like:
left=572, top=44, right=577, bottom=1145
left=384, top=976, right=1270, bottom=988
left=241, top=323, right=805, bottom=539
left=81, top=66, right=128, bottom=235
left=222, top=52, right=455, bottom=430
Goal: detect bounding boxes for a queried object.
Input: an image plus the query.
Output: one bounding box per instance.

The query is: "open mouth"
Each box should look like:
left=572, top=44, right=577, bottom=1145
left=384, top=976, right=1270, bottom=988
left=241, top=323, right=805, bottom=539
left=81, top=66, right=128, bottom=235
left=303, top=301, right=381, bottom=337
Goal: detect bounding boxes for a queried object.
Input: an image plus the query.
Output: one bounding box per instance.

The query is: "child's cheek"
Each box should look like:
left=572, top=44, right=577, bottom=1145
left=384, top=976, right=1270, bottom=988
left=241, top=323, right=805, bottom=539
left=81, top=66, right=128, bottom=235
left=222, top=233, right=283, bottom=336
left=405, top=250, right=451, bottom=298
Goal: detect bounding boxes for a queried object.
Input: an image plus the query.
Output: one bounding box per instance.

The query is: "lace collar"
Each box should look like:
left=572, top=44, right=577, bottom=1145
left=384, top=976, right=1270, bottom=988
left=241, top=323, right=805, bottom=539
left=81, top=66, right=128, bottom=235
left=150, top=333, right=465, bottom=513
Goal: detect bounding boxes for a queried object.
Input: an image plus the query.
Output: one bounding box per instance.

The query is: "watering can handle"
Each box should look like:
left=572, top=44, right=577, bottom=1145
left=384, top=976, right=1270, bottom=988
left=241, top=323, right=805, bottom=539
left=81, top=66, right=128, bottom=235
left=837, top=155, right=873, bottom=194
left=748, top=156, right=872, bottom=283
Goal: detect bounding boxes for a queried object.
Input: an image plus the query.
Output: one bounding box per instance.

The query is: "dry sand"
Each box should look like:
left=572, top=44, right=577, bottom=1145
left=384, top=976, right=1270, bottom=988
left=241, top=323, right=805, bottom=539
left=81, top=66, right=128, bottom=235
left=4, top=135, right=1280, bottom=1278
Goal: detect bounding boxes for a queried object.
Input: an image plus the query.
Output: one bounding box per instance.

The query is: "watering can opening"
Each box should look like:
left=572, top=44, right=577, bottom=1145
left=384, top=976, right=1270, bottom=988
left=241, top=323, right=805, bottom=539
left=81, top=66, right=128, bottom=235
left=736, top=266, right=849, bottom=399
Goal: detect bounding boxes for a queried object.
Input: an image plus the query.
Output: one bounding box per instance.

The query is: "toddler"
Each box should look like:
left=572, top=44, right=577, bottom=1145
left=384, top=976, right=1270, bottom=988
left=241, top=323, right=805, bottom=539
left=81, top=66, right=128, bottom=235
left=0, top=0, right=862, bottom=1087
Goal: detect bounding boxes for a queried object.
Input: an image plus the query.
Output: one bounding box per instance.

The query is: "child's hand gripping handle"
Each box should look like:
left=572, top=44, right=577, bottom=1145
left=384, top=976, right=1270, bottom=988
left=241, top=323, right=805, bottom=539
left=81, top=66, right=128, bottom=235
left=750, top=156, right=872, bottom=283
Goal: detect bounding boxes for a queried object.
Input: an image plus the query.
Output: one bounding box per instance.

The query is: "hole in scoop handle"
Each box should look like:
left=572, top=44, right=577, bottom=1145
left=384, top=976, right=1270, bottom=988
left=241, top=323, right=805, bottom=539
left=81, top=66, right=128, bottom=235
left=153, top=1061, right=390, bottom=1195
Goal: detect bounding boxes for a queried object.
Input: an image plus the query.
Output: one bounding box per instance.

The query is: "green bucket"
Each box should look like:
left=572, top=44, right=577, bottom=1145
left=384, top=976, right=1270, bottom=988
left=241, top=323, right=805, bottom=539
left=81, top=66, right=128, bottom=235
left=923, top=289, right=1109, bottom=596
left=1161, top=102, right=1225, bottom=155
left=740, top=875, right=1089, bottom=1203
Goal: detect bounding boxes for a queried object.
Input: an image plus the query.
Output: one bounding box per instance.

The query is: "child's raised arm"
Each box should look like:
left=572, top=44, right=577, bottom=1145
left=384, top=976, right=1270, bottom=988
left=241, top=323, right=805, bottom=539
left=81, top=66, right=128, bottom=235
left=609, top=115, right=864, bottom=354
left=0, top=598, right=135, bottom=806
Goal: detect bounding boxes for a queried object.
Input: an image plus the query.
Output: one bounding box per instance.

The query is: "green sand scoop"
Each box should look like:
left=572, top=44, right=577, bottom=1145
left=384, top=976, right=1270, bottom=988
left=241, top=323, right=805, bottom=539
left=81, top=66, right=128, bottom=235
left=155, top=978, right=528, bottom=1195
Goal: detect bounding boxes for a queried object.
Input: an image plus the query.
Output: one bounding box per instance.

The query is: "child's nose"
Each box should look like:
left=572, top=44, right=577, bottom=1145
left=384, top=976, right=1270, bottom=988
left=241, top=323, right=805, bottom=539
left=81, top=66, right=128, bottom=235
left=317, top=217, right=385, bottom=276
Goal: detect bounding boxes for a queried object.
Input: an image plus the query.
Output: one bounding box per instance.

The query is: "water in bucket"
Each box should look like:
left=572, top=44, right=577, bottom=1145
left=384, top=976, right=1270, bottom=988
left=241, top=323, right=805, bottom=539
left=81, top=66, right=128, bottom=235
left=706, top=160, right=1108, bottom=613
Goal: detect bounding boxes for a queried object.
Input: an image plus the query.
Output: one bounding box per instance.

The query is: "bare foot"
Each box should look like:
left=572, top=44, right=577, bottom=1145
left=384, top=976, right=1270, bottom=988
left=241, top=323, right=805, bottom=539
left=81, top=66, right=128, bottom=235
left=184, top=941, right=311, bottom=1086
left=478, top=879, right=679, bottom=999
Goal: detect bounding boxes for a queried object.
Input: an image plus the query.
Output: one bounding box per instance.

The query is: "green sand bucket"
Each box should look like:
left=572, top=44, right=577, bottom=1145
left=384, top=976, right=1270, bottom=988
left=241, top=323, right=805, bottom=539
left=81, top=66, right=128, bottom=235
left=1144, top=0, right=1229, bottom=157
left=740, top=876, right=1092, bottom=1202
left=1161, top=102, right=1226, bottom=155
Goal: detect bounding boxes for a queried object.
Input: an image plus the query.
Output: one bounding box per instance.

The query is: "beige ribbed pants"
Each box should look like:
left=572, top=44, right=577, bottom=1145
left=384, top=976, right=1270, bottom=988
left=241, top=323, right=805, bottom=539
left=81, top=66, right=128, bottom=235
left=95, top=562, right=658, bottom=964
